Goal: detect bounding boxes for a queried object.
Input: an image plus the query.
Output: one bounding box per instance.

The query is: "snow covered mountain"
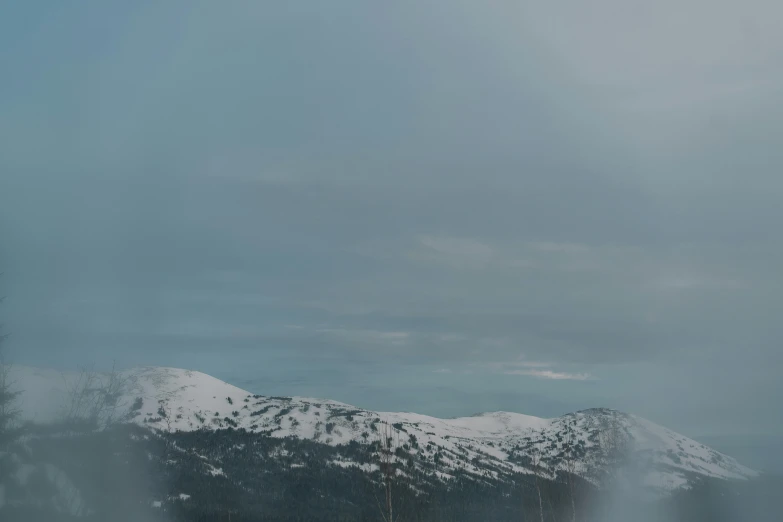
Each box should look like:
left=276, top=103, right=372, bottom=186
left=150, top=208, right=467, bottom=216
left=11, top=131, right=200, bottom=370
left=11, top=366, right=757, bottom=494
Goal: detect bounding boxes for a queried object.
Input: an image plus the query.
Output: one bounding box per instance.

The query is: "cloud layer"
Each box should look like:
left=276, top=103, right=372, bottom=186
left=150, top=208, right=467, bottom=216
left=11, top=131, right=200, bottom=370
left=1, top=0, right=782, bottom=444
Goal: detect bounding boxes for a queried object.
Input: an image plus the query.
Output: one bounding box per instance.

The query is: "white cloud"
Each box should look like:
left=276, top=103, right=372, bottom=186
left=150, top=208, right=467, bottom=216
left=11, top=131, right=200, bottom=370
left=507, top=360, right=553, bottom=369
left=489, top=356, right=593, bottom=381
left=504, top=369, right=593, bottom=381
left=489, top=356, right=553, bottom=370
left=433, top=368, right=453, bottom=374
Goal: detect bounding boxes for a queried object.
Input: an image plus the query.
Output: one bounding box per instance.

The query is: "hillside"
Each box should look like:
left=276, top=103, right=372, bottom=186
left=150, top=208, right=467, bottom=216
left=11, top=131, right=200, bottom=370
left=11, top=365, right=757, bottom=496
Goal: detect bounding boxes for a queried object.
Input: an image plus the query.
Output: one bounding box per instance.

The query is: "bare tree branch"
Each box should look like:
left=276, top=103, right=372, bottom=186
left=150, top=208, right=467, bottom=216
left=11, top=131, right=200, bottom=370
left=61, top=363, right=131, bottom=434
left=376, top=419, right=403, bottom=522
left=530, top=429, right=545, bottom=522
left=0, top=353, right=22, bottom=448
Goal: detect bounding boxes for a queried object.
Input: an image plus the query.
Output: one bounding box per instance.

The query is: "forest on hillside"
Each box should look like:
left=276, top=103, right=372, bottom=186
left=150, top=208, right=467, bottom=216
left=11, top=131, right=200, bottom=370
left=1, top=363, right=782, bottom=522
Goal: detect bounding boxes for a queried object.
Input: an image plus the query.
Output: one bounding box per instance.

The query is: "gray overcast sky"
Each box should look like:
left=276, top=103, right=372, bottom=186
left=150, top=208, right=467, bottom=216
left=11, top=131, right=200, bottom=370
left=1, top=1, right=782, bottom=459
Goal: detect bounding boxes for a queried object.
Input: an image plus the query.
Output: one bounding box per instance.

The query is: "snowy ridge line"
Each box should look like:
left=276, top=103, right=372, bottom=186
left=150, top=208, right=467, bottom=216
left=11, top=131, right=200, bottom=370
left=10, top=365, right=758, bottom=493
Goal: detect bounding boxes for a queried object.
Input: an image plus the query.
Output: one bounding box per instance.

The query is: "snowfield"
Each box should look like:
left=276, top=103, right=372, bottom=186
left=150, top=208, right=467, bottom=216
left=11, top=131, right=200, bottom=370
left=10, top=365, right=758, bottom=493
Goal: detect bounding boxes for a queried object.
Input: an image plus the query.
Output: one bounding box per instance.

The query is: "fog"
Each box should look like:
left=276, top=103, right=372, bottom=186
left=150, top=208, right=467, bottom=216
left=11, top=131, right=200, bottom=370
left=1, top=0, right=782, bottom=520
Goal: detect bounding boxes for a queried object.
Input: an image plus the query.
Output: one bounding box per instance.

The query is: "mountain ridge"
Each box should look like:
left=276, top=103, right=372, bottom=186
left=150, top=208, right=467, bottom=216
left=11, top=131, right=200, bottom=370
left=10, top=365, right=758, bottom=494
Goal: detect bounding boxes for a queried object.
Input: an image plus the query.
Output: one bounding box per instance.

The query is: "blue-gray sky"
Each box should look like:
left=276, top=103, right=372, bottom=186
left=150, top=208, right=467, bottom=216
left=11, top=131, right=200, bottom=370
left=2, top=1, right=782, bottom=465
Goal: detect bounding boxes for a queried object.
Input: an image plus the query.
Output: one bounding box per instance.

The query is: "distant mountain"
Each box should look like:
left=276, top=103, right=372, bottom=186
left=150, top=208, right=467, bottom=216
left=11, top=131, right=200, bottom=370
left=13, top=365, right=757, bottom=496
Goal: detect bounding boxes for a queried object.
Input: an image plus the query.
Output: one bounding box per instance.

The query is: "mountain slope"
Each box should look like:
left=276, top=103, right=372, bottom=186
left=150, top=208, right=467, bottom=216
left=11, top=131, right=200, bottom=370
left=11, top=365, right=757, bottom=494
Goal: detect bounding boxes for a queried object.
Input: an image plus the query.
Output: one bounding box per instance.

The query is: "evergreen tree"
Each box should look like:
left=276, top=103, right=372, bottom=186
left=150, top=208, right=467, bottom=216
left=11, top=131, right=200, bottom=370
left=1, top=289, right=23, bottom=522
left=0, top=293, right=21, bottom=448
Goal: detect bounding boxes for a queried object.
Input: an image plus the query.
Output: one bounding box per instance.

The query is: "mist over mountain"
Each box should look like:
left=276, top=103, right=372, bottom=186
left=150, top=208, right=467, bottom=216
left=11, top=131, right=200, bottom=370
left=3, top=365, right=778, bottom=522
left=13, top=366, right=756, bottom=491
left=3, top=1, right=783, bottom=521
left=694, top=434, right=783, bottom=475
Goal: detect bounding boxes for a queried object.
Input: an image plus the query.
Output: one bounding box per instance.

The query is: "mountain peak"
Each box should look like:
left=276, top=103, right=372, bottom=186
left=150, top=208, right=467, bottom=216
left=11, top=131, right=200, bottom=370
left=10, top=365, right=758, bottom=493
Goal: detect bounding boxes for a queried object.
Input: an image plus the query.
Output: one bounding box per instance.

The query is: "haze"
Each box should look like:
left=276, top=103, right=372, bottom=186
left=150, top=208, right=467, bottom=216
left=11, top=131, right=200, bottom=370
left=1, top=1, right=782, bottom=471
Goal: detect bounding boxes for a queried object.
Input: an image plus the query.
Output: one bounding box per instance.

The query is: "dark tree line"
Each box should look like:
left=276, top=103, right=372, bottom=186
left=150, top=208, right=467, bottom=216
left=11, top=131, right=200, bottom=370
left=7, top=420, right=781, bottom=522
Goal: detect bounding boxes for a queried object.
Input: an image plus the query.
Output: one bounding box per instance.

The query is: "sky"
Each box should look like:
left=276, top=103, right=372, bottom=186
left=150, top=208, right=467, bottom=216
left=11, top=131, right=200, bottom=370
left=1, top=1, right=783, bottom=467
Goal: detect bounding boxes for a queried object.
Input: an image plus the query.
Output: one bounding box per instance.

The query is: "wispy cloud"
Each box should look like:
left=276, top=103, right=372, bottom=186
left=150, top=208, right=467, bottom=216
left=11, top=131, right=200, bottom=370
left=504, top=369, right=593, bottom=381
left=529, top=242, right=589, bottom=254
left=413, top=235, right=495, bottom=269
left=653, top=275, right=748, bottom=291
left=488, top=356, right=593, bottom=381
left=436, top=333, right=466, bottom=343
left=433, top=368, right=452, bottom=374
left=483, top=358, right=553, bottom=372
left=316, top=328, right=411, bottom=346
left=418, top=235, right=494, bottom=258
left=506, top=360, right=553, bottom=369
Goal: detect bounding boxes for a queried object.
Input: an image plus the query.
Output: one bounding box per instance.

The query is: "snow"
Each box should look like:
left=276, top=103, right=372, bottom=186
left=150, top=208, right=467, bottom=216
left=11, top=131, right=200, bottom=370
left=446, top=411, right=551, bottom=436
left=207, top=465, right=226, bottom=477
left=435, top=470, right=454, bottom=482
left=330, top=460, right=379, bottom=473
left=8, top=365, right=759, bottom=493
